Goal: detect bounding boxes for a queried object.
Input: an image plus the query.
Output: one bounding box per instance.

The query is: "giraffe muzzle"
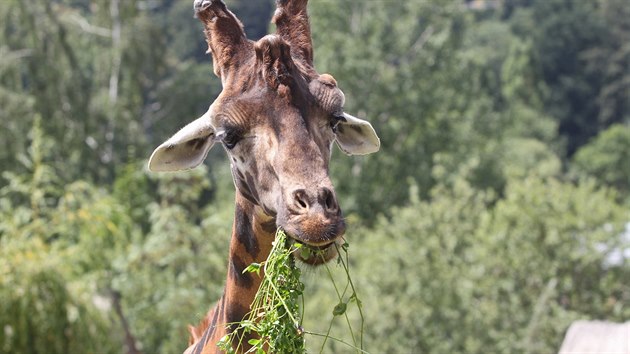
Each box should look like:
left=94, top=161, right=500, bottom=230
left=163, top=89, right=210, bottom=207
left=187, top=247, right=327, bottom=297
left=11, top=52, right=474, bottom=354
left=277, top=186, right=346, bottom=263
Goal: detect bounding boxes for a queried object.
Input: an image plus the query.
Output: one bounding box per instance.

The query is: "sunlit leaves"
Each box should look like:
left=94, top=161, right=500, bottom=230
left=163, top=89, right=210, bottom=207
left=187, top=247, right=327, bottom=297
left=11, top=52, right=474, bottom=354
left=572, top=124, right=630, bottom=199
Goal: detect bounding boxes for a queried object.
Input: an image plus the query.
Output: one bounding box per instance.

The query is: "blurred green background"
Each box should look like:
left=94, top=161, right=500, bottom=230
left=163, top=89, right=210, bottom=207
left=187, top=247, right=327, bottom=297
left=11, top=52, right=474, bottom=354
left=1, top=0, right=628, bottom=353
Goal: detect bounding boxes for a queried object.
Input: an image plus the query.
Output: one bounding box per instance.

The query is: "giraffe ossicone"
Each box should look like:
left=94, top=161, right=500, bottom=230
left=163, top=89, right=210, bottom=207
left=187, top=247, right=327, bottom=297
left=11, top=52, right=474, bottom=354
left=148, top=0, right=379, bottom=352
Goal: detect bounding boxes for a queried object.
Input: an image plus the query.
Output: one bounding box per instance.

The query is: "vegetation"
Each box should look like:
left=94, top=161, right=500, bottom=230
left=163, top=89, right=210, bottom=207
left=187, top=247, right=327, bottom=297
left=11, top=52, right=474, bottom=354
left=219, top=230, right=367, bottom=354
left=218, top=230, right=307, bottom=354
left=1, top=0, right=627, bottom=353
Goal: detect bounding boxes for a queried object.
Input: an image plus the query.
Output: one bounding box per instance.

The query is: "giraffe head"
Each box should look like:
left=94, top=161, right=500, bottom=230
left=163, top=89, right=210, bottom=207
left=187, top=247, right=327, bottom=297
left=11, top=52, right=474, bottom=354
left=148, top=0, right=379, bottom=265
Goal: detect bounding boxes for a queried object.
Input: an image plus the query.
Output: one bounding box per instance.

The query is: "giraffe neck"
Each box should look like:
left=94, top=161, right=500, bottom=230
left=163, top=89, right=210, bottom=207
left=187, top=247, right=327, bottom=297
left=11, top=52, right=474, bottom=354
left=187, top=193, right=276, bottom=354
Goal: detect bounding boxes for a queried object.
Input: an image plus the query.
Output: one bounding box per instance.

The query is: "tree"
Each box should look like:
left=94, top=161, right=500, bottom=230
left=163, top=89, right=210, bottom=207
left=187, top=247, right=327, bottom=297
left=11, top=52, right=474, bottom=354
left=302, top=175, right=628, bottom=353
left=583, top=0, right=630, bottom=128
left=526, top=0, right=611, bottom=155
left=572, top=124, right=630, bottom=199
left=0, top=119, right=121, bottom=354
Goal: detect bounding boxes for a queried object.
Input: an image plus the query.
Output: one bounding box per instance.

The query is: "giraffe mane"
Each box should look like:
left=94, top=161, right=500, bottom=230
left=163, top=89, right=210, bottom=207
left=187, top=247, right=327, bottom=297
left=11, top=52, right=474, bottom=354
left=188, top=313, right=212, bottom=346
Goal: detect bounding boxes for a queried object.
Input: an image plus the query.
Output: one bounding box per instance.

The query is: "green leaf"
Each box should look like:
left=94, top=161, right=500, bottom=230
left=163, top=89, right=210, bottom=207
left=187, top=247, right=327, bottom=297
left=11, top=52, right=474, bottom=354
left=244, top=262, right=261, bottom=275
left=332, top=302, right=347, bottom=316
left=300, top=247, right=311, bottom=260
left=349, top=292, right=363, bottom=308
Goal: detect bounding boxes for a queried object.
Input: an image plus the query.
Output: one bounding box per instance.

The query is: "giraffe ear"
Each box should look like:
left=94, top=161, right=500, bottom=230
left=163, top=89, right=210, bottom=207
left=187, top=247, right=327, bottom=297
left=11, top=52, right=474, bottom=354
left=148, top=110, right=217, bottom=172
left=334, top=113, right=380, bottom=155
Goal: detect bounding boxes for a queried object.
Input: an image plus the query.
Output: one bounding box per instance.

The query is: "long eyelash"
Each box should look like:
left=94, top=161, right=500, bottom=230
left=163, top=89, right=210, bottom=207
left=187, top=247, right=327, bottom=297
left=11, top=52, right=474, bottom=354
left=320, top=117, right=342, bottom=130
left=331, top=120, right=342, bottom=133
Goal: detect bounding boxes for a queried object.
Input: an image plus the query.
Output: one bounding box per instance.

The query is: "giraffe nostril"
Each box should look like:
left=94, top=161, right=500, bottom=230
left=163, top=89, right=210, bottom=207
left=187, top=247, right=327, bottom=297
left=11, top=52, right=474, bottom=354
left=321, top=188, right=338, bottom=213
left=293, top=189, right=309, bottom=212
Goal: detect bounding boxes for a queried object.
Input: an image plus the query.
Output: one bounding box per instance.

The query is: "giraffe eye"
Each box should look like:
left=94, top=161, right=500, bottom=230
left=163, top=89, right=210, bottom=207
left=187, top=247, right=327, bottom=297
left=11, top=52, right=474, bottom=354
left=222, top=130, right=241, bottom=149
left=330, top=114, right=346, bottom=133
left=330, top=120, right=340, bottom=133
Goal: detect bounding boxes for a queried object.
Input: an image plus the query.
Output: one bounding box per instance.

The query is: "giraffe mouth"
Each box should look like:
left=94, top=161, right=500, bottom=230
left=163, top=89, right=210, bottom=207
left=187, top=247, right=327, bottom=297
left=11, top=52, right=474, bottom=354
left=276, top=203, right=346, bottom=265
left=288, top=238, right=339, bottom=266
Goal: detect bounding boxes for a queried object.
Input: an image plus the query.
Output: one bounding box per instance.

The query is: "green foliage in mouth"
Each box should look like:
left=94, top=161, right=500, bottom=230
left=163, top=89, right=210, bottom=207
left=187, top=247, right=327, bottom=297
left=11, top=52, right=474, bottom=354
left=217, top=229, right=366, bottom=354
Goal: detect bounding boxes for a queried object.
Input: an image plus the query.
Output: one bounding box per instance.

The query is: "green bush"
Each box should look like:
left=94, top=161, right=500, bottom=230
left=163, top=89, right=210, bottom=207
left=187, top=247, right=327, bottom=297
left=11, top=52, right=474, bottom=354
left=303, top=176, right=628, bottom=353
left=0, top=239, right=117, bottom=354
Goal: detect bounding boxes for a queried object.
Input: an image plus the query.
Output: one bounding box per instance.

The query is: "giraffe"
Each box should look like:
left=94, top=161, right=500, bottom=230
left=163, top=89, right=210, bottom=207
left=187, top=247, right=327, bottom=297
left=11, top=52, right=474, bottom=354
left=148, top=0, right=380, bottom=353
